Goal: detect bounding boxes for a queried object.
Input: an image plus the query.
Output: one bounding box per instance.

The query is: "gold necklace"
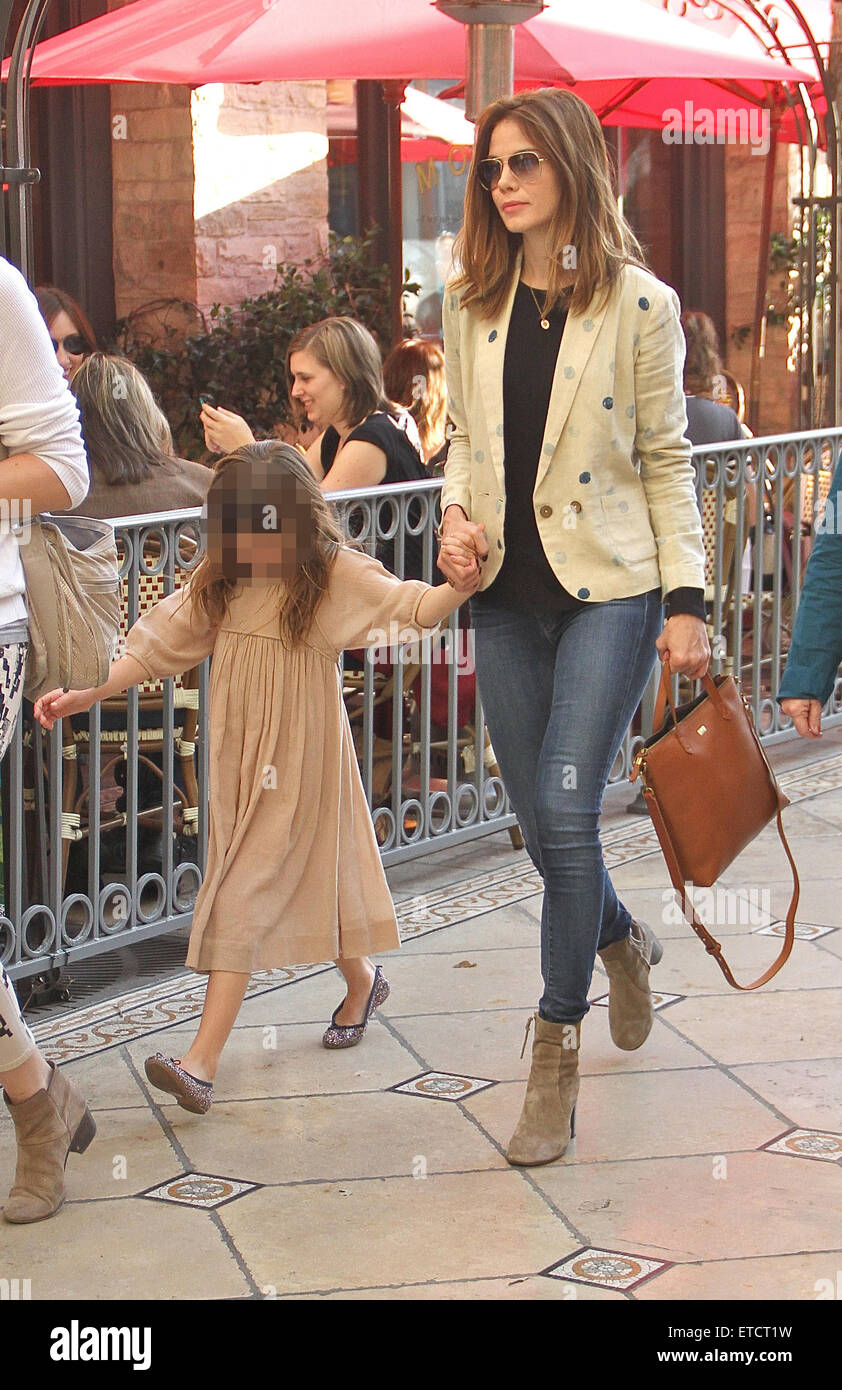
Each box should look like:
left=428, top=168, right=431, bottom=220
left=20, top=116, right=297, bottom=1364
left=526, top=283, right=550, bottom=330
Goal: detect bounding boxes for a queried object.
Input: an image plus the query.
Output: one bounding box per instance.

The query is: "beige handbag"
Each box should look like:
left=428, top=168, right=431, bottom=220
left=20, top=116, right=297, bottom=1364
left=16, top=512, right=121, bottom=701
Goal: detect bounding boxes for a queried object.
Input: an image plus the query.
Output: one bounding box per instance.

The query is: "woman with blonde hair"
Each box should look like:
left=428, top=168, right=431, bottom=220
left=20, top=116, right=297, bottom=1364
left=200, top=317, right=434, bottom=579
left=69, top=353, right=211, bottom=518
left=438, top=88, right=709, bottom=1167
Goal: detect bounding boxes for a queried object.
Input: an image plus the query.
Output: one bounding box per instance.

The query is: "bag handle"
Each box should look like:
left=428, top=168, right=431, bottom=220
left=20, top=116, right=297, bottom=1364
left=643, top=786, right=798, bottom=990
left=652, top=662, right=731, bottom=734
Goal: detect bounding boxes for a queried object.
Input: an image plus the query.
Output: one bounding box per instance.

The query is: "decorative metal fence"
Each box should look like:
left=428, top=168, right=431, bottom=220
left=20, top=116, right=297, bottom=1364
left=3, top=429, right=841, bottom=981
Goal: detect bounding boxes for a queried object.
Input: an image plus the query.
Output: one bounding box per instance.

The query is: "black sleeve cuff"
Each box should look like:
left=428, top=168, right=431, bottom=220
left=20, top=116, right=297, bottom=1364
left=664, top=587, right=706, bottom=621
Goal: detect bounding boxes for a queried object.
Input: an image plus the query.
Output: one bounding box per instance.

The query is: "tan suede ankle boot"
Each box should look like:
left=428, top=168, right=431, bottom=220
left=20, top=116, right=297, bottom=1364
left=3, top=1064, right=96, bottom=1224
left=505, top=1015, right=580, bottom=1167
left=597, top=918, right=663, bottom=1051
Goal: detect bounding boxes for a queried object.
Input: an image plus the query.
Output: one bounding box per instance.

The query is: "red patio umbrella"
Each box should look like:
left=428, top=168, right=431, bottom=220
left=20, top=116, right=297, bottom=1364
left=5, top=0, right=814, bottom=92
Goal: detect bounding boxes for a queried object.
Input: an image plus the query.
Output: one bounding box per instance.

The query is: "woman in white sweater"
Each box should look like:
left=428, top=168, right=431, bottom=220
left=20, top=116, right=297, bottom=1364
left=0, top=255, right=93, bottom=1224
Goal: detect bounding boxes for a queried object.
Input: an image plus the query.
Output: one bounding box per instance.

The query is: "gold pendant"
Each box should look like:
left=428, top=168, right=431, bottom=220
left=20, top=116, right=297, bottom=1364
left=540, top=318, right=550, bottom=330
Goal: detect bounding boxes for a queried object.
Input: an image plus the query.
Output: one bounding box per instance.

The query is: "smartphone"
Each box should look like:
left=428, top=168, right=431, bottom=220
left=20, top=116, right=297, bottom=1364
left=199, top=393, right=216, bottom=409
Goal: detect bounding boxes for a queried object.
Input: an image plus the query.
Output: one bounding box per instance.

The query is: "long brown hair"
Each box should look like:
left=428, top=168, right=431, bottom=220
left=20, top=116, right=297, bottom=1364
left=452, top=88, right=648, bottom=320
left=681, top=310, right=723, bottom=398
left=189, top=441, right=346, bottom=646
left=34, top=285, right=98, bottom=354
left=382, top=339, right=447, bottom=461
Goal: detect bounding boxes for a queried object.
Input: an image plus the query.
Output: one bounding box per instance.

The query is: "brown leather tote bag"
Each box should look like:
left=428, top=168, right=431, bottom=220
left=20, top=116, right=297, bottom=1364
left=631, top=666, right=799, bottom=990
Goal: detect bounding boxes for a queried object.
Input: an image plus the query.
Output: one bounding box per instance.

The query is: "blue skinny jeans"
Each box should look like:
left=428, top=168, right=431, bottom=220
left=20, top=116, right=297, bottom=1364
left=471, top=589, right=663, bottom=1023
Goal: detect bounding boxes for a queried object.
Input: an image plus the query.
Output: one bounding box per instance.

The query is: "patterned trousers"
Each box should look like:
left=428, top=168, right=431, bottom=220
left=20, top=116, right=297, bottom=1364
left=0, top=643, right=37, bottom=1072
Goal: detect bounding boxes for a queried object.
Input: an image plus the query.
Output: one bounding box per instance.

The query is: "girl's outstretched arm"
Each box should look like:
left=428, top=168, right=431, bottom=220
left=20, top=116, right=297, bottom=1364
left=414, top=575, right=478, bottom=630
left=34, top=655, right=149, bottom=730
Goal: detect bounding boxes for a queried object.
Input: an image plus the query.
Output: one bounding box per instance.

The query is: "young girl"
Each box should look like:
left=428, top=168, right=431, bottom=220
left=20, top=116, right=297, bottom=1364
left=35, top=441, right=477, bottom=1115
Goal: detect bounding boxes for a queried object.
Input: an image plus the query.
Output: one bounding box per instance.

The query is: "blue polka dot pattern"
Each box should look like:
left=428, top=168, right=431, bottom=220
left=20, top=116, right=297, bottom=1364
left=633, top=333, right=641, bottom=347
left=638, top=297, right=650, bottom=310
left=497, top=423, right=504, bottom=436
left=555, top=553, right=567, bottom=564
left=497, top=539, right=502, bottom=549
left=579, top=471, right=591, bottom=484
left=612, top=556, right=623, bottom=567
left=583, top=318, right=594, bottom=331
left=564, top=366, right=575, bottom=379
left=626, top=405, right=635, bottom=418
left=603, top=397, right=613, bottom=409
left=577, top=587, right=590, bottom=599
left=488, top=329, right=498, bottom=341
left=619, top=501, right=629, bottom=513
left=643, top=427, right=654, bottom=439
left=543, top=441, right=554, bottom=455
left=475, top=450, right=484, bottom=463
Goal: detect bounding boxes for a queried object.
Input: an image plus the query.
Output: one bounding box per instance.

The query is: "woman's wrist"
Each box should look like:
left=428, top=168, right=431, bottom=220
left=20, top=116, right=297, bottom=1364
left=437, top=504, right=468, bottom=540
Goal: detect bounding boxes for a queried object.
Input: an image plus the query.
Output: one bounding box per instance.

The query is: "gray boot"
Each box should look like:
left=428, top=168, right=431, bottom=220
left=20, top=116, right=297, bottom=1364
left=505, top=1016, right=580, bottom=1167
left=597, top=919, right=663, bottom=1051
left=3, top=1064, right=96, bottom=1224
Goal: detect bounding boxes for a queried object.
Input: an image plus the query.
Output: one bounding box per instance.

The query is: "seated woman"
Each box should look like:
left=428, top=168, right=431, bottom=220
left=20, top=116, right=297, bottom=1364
left=199, top=318, right=435, bottom=582
left=382, top=338, right=449, bottom=473
left=68, top=353, right=212, bottom=518
left=681, top=310, right=749, bottom=447
left=66, top=354, right=213, bottom=874
left=35, top=285, right=97, bottom=384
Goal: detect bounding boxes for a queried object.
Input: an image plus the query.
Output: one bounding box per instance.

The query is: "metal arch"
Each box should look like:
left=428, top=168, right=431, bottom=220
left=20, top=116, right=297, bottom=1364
left=658, top=1, right=841, bottom=428
left=1, top=0, right=55, bottom=280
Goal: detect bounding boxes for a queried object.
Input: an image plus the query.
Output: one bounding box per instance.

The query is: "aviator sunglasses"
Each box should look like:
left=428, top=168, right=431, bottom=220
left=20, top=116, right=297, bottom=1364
left=476, top=150, right=546, bottom=191
left=51, top=333, right=87, bottom=355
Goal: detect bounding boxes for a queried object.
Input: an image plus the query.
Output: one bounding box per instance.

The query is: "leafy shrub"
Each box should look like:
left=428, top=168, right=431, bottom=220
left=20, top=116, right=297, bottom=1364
left=116, top=231, right=419, bottom=459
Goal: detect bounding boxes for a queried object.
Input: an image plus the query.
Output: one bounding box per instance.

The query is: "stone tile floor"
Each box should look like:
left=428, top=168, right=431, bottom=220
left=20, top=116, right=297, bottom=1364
left=2, top=730, right=841, bottom=1302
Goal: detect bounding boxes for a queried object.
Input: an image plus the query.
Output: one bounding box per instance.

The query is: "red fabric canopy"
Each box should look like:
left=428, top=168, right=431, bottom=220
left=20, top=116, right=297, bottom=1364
left=5, top=0, right=814, bottom=89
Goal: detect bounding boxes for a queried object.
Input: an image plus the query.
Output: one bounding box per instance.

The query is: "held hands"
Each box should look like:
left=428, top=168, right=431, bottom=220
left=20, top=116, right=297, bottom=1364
left=33, top=688, right=97, bottom=731
left=437, top=510, right=489, bottom=593
left=200, top=404, right=255, bottom=455
left=779, top=697, right=822, bottom=738
left=655, top=614, right=711, bottom=681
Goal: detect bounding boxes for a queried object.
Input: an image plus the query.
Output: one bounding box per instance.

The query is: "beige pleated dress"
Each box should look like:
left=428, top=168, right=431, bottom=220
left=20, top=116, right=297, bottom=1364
left=123, top=546, right=439, bottom=973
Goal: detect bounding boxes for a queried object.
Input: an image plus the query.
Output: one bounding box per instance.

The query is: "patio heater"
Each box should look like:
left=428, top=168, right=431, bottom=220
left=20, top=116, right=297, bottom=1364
left=435, top=0, right=544, bottom=119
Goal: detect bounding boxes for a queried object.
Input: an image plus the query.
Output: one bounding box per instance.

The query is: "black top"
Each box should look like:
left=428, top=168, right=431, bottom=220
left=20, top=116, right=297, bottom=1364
left=475, top=280, right=575, bottom=612
left=322, top=411, right=442, bottom=583
left=474, top=280, right=704, bottom=620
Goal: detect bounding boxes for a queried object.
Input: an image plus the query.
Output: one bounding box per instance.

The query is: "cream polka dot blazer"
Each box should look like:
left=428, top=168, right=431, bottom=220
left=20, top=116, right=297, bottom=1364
left=441, top=256, right=706, bottom=603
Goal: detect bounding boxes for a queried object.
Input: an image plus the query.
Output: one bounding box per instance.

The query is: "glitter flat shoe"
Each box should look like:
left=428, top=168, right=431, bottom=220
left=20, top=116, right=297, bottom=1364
left=322, top=965, right=390, bottom=1049
left=144, top=1054, right=213, bottom=1114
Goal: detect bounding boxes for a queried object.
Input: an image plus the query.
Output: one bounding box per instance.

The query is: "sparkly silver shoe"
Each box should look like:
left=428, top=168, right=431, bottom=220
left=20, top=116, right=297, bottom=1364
left=144, top=1054, right=214, bottom=1114
left=322, top=965, right=390, bottom=1049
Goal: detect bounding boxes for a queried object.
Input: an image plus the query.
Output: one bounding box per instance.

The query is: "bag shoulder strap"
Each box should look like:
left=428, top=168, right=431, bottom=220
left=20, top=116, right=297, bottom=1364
left=643, top=788, right=798, bottom=990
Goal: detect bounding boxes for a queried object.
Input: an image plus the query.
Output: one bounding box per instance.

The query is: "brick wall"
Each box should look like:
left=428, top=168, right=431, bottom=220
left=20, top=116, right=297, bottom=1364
left=192, top=81, right=329, bottom=313
left=107, top=0, right=196, bottom=321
